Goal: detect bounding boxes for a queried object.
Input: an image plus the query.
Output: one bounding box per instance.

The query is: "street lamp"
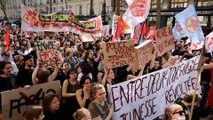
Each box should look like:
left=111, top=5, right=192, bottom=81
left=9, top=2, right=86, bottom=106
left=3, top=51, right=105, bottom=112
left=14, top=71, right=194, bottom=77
left=102, top=0, right=106, bottom=24
left=90, top=0, right=94, bottom=17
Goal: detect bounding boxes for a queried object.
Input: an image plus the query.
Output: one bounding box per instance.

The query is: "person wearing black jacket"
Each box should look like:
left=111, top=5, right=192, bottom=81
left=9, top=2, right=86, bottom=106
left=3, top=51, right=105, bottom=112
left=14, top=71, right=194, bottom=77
left=15, top=55, right=34, bottom=88
left=174, top=91, right=201, bottom=120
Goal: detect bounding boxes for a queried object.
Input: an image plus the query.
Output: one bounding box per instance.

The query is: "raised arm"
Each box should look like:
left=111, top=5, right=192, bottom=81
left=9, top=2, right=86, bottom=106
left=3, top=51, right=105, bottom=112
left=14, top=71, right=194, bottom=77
left=101, top=66, right=108, bottom=86
left=203, top=62, right=213, bottom=70
left=32, top=65, right=39, bottom=85
left=47, top=65, right=59, bottom=82
left=76, top=88, right=88, bottom=107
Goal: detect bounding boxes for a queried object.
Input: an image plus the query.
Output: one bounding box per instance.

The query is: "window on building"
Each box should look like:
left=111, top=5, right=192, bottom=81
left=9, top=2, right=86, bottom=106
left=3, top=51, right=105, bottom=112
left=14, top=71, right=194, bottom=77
left=170, top=0, right=188, bottom=8
left=61, top=6, right=64, bottom=11
left=197, top=0, right=213, bottom=7
left=47, top=0, right=49, bottom=4
left=69, top=5, right=72, bottom=10
left=40, top=0, right=42, bottom=5
left=53, top=7, right=56, bottom=12
left=151, top=0, right=157, bottom=9
left=99, top=2, right=103, bottom=15
left=151, top=0, right=164, bottom=9
left=45, top=6, right=49, bottom=13
left=60, top=0, right=63, bottom=2
left=34, top=0, right=37, bottom=5
left=79, top=6, right=82, bottom=15
left=53, top=0, right=56, bottom=3
left=87, top=4, right=90, bottom=15
left=198, top=16, right=208, bottom=26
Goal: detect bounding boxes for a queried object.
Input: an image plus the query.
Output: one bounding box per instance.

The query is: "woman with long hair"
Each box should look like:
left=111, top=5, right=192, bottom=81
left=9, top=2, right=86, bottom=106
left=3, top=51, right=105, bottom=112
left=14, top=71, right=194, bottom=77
left=62, top=69, right=80, bottom=120
left=76, top=75, right=92, bottom=108
left=88, top=83, right=113, bottom=120
left=0, top=61, right=14, bottom=113
left=23, top=105, right=44, bottom=120
left=42, top=93, right=61, bottom=120
left=32, top=61, right=59, bottom=85
left=55, top=62, right=69, bottom=86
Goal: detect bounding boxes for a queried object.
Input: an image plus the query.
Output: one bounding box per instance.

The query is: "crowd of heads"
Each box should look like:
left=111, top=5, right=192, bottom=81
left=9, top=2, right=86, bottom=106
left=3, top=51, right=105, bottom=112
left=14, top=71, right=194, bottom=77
left=0, top=23, right=212, bottom=120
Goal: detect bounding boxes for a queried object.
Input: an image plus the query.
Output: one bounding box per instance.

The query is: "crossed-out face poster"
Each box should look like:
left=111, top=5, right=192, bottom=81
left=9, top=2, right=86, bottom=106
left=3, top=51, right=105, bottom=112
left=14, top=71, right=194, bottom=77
left=21, top=4, right=102, bottom=35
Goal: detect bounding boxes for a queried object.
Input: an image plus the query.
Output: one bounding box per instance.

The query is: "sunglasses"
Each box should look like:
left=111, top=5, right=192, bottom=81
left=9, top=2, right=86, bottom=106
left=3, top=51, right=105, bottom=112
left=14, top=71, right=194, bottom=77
left=173, top=110, right=184, bottom=116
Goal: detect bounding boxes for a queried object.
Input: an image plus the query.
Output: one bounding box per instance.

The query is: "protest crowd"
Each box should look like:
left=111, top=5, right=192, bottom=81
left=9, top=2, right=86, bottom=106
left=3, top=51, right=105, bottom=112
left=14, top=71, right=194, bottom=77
left=0, top=2, right=213, bottom=120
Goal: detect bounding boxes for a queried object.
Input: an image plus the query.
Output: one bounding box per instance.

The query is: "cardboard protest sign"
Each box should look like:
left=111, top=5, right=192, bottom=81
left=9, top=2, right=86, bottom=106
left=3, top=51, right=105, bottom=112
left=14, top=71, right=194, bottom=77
left=135, top=40, right=153, bottom=69
left=155, top=25, right=175, bottom=56
left=101, top=40, right=136, bottom=68
left=1, top=81, right=61, bottom=120
left=34, top=40, right=62, bottom=68
left=109, top=56, right=200, bottom=120
left=80, top=33, right=94, bottom=42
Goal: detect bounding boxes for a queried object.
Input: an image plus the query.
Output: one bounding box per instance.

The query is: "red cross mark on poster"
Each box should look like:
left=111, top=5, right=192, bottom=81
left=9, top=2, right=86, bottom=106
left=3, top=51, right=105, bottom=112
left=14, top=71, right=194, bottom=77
left=186, top=16, right=199, bottom=32
left=130, top=0, right=147, bottom=17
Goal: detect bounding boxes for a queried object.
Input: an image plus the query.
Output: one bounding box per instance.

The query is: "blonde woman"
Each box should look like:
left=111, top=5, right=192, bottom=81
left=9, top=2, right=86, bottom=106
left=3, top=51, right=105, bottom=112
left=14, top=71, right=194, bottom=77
left=163, top=103, right=185, bottom=120
left=73, top=108, right=91, bottom=120
left=88, top=83, right=113, bottom=120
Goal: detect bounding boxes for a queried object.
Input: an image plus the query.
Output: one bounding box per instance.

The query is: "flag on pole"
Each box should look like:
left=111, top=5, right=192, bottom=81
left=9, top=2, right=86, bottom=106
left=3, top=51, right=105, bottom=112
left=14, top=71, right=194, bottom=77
left=145, top=26, right=156, bottom=41
left=174, top=5, right=204, bottom=43
left=172, top=22, right=187, bottom=39
left=4, top=29, right=10, bottom=50
left=132, top=21, right=147, bottom=44
left=114, top=17, right=125, bottom=39
left=122, top=0, right=151, bottom=38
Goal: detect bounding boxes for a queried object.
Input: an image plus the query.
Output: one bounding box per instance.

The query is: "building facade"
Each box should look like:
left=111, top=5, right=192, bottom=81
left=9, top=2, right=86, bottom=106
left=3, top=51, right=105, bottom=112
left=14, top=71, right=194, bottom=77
left=0, top=0, right=112, bottom=20
left=149, top=0, right=213, bottom=34
left=0, top=0, right=212, bottom=34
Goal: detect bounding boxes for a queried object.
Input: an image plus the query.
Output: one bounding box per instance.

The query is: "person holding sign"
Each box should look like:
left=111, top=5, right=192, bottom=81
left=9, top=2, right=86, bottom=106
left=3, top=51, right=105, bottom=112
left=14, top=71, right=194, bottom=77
left=88, top=83, right=113, bottom=120
left=32, top=60, right=59, bottom=85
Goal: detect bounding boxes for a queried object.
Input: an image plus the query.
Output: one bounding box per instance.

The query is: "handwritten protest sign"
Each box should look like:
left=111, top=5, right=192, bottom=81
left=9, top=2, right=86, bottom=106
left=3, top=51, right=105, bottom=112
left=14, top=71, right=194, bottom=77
left=101, top=40, right=136, bottom=68
left=109, top=56, right=200, bottom=120
left=1, top=81, right=61, bottom=120
left=135, top=40, right=153, bottom=69
left=80, top=33, right=94, bottom=42
left=21, top=4, right=102, bottom=35
left=155, top=25, right=175, bottom=56
left=34, top=40, right=62, bottom=68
